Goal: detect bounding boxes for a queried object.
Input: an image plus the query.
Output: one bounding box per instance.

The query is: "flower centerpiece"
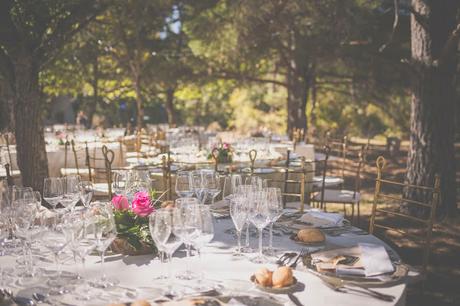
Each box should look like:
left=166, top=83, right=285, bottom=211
left=208, top=142, right=233, bottom=164
left=110, top=190, right=160, bottom=255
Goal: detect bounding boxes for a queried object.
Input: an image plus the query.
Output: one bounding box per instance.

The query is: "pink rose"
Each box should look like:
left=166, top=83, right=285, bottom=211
left=223, top=143, right=229, bottom=150
left=132, top=191, right=154, bottom=217
left=112, top=194, right=129, bottom=210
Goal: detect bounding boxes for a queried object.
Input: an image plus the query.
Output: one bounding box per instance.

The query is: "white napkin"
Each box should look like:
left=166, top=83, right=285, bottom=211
left=359, top=243, right=394, bottom=277
left=300, top=209, right=344, bottom=226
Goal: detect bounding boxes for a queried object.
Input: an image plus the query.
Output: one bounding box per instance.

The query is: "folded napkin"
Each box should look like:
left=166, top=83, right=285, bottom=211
left=311, top=243, right=394, bottom=277
left=299, top=209, right=344, bottom=227
left=359, top=243, right=394, bottom=277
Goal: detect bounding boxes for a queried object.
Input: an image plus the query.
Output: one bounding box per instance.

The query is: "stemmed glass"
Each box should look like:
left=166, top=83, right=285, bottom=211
left=222, top=174, right=242, bottom=202
left=190, top=170, right=205, bottom=204
left=92, top=203, right=118, bottom=288
left=172, top=205, right=199, bottom=280
left=236, top=185, right=255, bottom=253
left=149, top=211, right=170, bottom=280
left=40, top=222, right=70, bottom=295
left=152, top=209, right=182, bottom=296
left=78, top=181, right=94, bottom=208
left=43, top=177, right=64, bottom=215
left=190, top=205, right=214, bottom=289
left=61, top=175, right=81, bottom=211
left=201, top=170, right=220, bottom=205
left=175, top=197, right=198, bottom=208
left=112, top=170, right=128, bottom=195
left=248, top=189, right=271, bottom=263
left=229, top=195, right=248, bottom=257
left=175, top=171, right=194, bottom=197
left=265, top=187, right=283, bottom=256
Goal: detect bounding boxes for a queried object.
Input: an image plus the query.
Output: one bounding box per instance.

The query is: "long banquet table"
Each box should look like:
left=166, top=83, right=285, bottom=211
left=0, top=215, right=409, bottom=306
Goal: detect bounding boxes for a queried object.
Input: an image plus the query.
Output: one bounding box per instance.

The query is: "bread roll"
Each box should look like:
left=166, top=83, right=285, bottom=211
left=297, top=228, right=325, bottom=243
left=131, top=300, right=151, bottom=306
left=254, top=267, right=273, bottom=287
left=272, top=266, right=294, bottom=288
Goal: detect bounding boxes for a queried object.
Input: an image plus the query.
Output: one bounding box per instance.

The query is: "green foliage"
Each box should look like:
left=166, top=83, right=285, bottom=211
left=113, top=209, right=155, bottom=252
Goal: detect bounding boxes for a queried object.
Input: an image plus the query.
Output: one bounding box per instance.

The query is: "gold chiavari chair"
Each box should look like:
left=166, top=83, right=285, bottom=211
left=60, top=140, right=90, bottom=178
left=85, top=143, right=115, bottom=199
left=369, top=156, right=440, bottom=276
left=325, top=131, right=348, bottom=180
left=311, top=145, right=365, bottom=224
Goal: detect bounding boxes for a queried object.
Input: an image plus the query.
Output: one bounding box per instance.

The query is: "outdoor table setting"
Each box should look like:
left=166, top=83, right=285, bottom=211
left=0, top=171, right=415, bottom=306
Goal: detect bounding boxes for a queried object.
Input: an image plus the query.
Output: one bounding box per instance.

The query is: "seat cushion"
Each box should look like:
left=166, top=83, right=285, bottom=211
left=60, top=168, right=90, bottom=176
left=313, top=189, right=360, bottom=203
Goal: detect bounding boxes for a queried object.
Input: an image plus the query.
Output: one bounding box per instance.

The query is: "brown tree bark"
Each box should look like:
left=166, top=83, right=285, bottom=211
left=134, top=72, right=144, bottom=130
left=12, top=52, right=49, bottom=192
left=165, top=87, right=177, bottom=127
left=406, top=0, right=458, bottom=217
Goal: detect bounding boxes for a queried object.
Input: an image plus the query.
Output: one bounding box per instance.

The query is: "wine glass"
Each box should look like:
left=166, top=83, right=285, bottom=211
left=149, top=213, right=169, bottom=280
left=61, top=175, right=81, bottom=211
left=175, top=197, right=198, bottom=208
left=222, top=174, right=242, bottom=202
left=172, top=206, right=199, bottom=280
left=112, top=170, right=128, bottom=195
left=175, top=171, right=194, bottom=197
left=190, top=205, right=214, bottom=289
left=229, top=195, right=248, bottom=257
left=43, top=177, right=63, bottom=212
left=40, top=223, right=70, bottom=295
left=154, top=209, right=182, bottom=296
left=265, top=187, right=283, bottom=256
left=125, top=170, right=150, bottom=202
left=201, top=170, right=220, bottom=205
left=190, top=170, right=205, bottom=204
left=78, top=181, right=94, bottom=208
left=236, top=184, right=255, bottom=253
left=92, top=203, right=118, bottom=288
left=248, top=189, right=271, bottom=263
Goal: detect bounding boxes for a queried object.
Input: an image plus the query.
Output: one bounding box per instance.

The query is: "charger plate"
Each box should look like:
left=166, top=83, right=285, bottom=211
left=302, top=253, right=409, bottom=287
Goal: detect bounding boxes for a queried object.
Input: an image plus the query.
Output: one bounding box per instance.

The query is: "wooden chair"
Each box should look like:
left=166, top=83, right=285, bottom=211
left=60, top=140, right=90, bottom=177
left=311, top=145, right=365, bottom=224
left=85, top=143, right=115, bottom=199
left=369, top=156, right=440, bottom=276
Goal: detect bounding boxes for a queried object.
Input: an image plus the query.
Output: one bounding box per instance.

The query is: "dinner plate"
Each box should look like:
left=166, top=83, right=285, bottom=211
left=250, top=275, right=300, bottom=294
left=302, top=253, right=409, bottom=286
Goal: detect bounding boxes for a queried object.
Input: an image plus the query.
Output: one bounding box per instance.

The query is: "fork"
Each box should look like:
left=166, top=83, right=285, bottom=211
left=276, top=252, right=297, bottom=266
left=321, top=277, right=395, bottom=302
left=289, top=248, right=309, bottom=269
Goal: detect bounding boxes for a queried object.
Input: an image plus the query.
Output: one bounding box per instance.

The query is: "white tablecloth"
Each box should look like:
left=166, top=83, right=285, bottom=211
left=0, top=217, right=407, bottom=306
left=5, top=142, right=125, bottom=177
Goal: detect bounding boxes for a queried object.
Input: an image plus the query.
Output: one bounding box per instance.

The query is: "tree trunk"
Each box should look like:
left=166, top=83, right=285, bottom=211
left=406, top=0, right=458, bottom=218
left=165, top=87, right=177, bottom=127
left=12, top=53, right=49, bottom=192
left=87, top=58, right=99, bottom=127
left=134, top=73, right=143, bottom=130
left=286, top=72, right=309, bottom=138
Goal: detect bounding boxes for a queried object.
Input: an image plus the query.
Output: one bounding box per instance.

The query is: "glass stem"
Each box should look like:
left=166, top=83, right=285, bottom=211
left=245, top=222, right=250, bottom=247
left=258, top=228, right=263, bottom=257
left=167, top=253, right=173, bottom=292
left=269, top=222, right=274, bottom=250
left=197, top=248, right=203, bottom=283
left=236, top=230, right=242, bottom=254
left=100, top=250, right=106, bottom=281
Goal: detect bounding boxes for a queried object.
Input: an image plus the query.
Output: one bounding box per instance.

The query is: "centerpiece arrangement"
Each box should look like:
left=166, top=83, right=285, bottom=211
left=110, top=190, right=160, bottom=255
left=208, top=142, right=233, bottom=164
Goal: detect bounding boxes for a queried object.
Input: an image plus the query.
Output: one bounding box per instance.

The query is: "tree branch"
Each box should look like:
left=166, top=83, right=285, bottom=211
left=379, top=0, right=399, bottom=52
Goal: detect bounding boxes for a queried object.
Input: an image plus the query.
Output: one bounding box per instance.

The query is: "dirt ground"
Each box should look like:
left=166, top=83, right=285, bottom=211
left=323, top=146, right=460, bottom=306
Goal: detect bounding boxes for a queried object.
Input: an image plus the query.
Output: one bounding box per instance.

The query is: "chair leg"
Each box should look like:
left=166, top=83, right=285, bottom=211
left=351, top=203, right=355, bottom=225
left=357, top=201, right=360, bottom=225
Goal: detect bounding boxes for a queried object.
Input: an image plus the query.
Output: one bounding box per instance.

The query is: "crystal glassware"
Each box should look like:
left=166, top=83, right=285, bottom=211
left=43, top=177, right=64, bottom=212
left=201, top=170, right=220, bottom=205
left=175, top=171, right=194, bottom=198
left=61, top=175, right=81, bottom=211
left=78, top=181, right=94, bottom=208
left=229, top=195, right=247, bottom=257
left=248, top=189, right=271, bottom=263
left=265, top=187, right=283, bottom=256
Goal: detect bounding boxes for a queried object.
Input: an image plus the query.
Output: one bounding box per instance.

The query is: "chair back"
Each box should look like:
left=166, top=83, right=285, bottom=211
left=369, top=156, right=440, bottom=274
left=325, top=131, right=348, bottom=179
left=85, top=142, right=115, bottom=199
